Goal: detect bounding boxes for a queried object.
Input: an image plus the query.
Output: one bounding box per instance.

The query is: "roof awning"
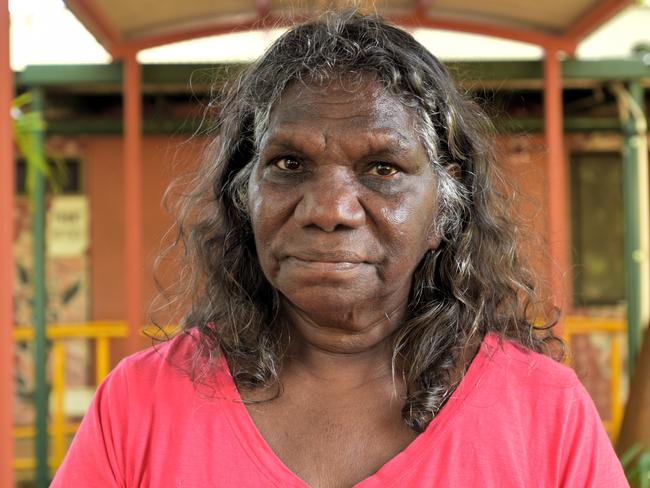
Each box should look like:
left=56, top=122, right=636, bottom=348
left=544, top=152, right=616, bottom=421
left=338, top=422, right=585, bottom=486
left=64, top=0, right=633, bottom=57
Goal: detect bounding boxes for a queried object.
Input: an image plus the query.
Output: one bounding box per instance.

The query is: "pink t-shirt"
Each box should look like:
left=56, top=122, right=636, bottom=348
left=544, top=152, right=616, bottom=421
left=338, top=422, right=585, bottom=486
left=52, top=332, right=627, bottom=487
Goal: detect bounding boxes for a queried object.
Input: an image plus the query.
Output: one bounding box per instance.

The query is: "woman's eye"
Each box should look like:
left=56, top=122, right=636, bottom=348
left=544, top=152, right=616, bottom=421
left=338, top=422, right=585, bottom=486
left=274, top=157, right=302, bottom=171
left=370, top=163, right=399, bottom=177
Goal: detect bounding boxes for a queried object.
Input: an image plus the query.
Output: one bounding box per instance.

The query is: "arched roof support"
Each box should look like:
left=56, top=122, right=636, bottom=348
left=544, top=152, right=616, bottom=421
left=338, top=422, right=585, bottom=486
left=66, top=10, right=575, bottom=60
left=64, top=0, right=635, bottom=59
left=564, top=0, right=634, bottom=52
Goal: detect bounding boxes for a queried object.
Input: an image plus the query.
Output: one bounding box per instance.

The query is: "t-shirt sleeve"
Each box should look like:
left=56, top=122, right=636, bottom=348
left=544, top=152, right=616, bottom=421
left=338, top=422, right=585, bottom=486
left=50, top=360, right=130, bottom=487
left=559, top=380, right=628, bottom=487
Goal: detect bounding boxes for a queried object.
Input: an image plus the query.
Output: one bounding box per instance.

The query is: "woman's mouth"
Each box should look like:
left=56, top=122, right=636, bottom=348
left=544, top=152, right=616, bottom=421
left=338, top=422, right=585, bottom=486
left=285, top=256, right=365, bottom=271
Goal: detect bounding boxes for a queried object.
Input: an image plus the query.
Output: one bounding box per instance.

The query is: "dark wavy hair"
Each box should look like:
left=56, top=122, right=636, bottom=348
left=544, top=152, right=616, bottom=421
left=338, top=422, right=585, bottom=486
left=158, top=10, right=561, bottom=433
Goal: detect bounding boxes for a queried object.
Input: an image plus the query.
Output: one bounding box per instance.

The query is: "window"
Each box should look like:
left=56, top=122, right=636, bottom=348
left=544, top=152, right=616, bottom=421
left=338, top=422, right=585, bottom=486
left=15, top=158, right=83, bottom=194
left=570, top=152, right=625, bottom=306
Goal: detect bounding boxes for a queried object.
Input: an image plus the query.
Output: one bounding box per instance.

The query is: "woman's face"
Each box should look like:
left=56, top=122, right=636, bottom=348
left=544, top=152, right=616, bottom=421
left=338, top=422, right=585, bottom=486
left=248, top=77, right=442, bottom=328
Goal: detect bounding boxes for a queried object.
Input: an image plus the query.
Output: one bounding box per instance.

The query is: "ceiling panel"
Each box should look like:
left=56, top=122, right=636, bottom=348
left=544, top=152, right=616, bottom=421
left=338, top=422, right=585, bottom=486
left=432, top=0, right=595, bottom=33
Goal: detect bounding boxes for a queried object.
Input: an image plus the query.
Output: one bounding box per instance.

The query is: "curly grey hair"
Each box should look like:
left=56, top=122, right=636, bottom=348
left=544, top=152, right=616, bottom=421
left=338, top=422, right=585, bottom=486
left=159, top=9, right=560, bottom=433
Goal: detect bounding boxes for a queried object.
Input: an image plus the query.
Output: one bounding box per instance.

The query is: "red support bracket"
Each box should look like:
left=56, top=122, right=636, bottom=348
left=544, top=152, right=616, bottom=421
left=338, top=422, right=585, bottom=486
left=64, top=0, right=123, bottom=58
left=565, top=0, right=632, bottom=49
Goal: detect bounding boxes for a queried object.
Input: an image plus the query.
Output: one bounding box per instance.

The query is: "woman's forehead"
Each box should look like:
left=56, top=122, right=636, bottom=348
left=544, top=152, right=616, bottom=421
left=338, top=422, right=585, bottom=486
left=258, top=84, right=425, bottom=164
left=266, top=77, right=416, bottom=131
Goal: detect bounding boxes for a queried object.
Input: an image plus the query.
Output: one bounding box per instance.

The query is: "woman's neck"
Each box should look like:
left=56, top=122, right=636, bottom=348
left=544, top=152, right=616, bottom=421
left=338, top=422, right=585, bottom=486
left=281, top=302, right=406, bottom=391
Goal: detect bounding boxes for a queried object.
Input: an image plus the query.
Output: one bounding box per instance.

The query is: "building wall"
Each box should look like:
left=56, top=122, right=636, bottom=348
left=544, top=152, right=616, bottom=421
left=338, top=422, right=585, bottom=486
left=67, top=135, right=202, bottom=361
left=44, top=131, right=627, bottom=428
left=496, top=133, right=550, bottom=290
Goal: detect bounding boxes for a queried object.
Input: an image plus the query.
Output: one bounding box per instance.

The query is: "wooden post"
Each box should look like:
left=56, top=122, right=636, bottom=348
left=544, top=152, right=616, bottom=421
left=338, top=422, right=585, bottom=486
left=0, top=0, right=14, bottom=485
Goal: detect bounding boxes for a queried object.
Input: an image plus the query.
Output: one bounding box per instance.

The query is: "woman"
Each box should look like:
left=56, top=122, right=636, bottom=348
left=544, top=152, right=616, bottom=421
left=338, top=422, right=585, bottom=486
left=52, top=11, right=626, bottom=487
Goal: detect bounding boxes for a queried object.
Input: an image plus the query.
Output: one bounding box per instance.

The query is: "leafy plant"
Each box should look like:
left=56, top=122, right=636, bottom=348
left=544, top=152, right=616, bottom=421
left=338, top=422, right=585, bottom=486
left=12, top=92, right=68, bottom=201
left=12, top=91, right=74, bottom=323
left=621, top=444, right=650, bottom=488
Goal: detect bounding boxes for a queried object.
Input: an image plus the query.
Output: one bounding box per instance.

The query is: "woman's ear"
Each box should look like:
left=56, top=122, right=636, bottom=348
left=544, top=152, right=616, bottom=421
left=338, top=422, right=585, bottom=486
left=446, top=163, right=461, bottom=180
left=427, top=233, right=442, bottom=252
left=427, top=163, right=461, bottom=251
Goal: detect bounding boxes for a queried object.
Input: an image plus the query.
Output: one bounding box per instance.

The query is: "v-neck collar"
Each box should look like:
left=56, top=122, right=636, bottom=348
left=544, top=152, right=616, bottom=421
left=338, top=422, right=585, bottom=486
left=219, top=333, right=498, bottom=487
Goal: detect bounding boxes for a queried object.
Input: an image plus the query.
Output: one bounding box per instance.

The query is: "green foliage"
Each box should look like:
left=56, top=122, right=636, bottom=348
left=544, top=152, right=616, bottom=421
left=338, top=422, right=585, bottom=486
left=621, top=444, right=650, bottom=487
left=12, top=92, right=48, bottom=200
left=11, top=90, right=73, bottom=323
left=12, top=92, right=68, bottom=203
left=61, top=281, right=80, bottom=305
left=16, top=263, right=29, bottom=284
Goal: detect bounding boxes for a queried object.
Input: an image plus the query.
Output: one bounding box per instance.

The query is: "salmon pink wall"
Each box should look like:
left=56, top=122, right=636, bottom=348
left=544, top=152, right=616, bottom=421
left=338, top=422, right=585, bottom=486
left=496, top=133, right=552, bottom=293
left=82, top=135, right=202, bottom=360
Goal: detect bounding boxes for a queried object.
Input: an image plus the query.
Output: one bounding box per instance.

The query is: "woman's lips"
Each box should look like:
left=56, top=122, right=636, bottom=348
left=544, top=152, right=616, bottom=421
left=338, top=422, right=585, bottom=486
left=283, top=249, right=368, bottom=263
left=282, top=251, right=371, bottom=273
left=285, top=256, right=365, bottom=271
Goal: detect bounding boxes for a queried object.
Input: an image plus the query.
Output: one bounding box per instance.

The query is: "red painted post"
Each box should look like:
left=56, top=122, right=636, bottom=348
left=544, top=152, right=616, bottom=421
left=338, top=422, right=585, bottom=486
left=544, top=49, right=571, bottom=327
left=0, top=1, right=14, bottom=486
left=123, top=51, right=144, bottom=353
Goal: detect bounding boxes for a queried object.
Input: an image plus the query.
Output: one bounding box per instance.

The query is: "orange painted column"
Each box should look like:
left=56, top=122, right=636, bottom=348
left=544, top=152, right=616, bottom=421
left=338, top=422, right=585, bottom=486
left=123, top=51, right=144, bottom=353
left=0, top=1, right=13, bottom=486
left=544, top=49, right=572, bottom=326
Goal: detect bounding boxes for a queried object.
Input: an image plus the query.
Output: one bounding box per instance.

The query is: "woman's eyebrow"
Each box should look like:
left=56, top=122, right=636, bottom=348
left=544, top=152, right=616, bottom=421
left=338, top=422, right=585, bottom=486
left=362, top=131, right=413, bottom=155
left=260, top=127, right=326, bottom=155
left=262, top=126, right=413, bottom=156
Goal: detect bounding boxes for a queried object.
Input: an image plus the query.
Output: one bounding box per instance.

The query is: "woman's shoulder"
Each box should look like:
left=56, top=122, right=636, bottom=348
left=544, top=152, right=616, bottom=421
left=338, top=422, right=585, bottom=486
left=112, top=331, right=192, bottom=381
left=118, top=330, right=197, bottom=371
left=481, top=332, right=578, bottom=389
left=106, top=330, right=231, bottom=402
left=469, top=333, right=590, bottom=418
left=436, top=334, right=626, bottom=486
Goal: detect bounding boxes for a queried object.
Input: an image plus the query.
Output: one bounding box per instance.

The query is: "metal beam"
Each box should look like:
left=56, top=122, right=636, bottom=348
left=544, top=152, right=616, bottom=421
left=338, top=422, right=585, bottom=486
left=0, top=0, right=14, bottom=485
left=17, top=64, right=124, bottom=86
left=452, top=59, right=650, bottom=82
left=44, top=118, right=204, bottom=134
left=496, top=116, right=622, bottom=132
left=615, top=80, right=650, bottom=374
left=36, top=116, right=623, bottom=135
left=14, top=59, right=650, bottom=89
left=31, top=87, right=49, bottom=488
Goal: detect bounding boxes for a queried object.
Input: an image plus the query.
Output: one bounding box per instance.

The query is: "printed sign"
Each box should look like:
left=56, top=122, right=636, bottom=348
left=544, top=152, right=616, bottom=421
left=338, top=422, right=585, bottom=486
left=46, top=195, right=89, bottom=257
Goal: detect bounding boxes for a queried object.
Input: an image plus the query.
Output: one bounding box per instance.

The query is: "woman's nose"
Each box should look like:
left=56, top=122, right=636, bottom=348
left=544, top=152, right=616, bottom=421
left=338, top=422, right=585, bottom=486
left=293, top=169, right=365, bottom=232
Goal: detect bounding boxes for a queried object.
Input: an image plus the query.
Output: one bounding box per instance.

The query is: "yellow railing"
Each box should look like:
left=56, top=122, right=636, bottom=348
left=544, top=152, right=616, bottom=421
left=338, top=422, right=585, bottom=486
left=12, top=321, right=128, bottom=471
left=562, top=316, right=626, bottom=441
left=12, top=318, right=626, bottom=471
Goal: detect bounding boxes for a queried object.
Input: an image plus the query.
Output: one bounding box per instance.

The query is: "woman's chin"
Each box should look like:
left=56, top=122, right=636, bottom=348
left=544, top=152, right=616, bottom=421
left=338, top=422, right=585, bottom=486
left=280, top=289, right=404, bottom=338
left=282, top=287, right=373, bottom=320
